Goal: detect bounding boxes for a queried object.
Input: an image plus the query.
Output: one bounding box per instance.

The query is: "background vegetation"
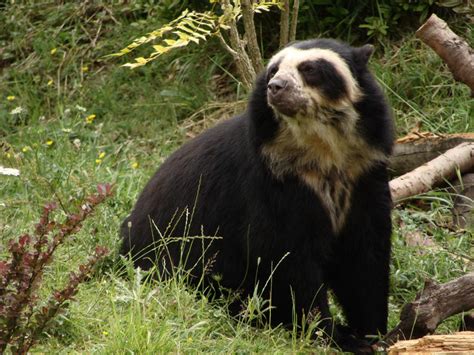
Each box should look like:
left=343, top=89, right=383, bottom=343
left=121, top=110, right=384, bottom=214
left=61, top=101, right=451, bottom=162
left=0, top=1, right=472, bottom=352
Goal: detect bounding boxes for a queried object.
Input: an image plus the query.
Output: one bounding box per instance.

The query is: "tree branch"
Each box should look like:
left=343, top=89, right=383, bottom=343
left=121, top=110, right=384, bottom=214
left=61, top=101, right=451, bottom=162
left=241, top=0, right=264, bottom=74
left=416, top=14, right=474, bottom=97
left=219, top=0, right=256, bottom=90
left=383, top=273, right=474, bottom=346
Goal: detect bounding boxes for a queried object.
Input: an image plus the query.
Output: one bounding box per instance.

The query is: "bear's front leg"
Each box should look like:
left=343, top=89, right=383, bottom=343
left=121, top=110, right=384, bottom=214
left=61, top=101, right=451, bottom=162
left=325, top=179, right=392, bottom=341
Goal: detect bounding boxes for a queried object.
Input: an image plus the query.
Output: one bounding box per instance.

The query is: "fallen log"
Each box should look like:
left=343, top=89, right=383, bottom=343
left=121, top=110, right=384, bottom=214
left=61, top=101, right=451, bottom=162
left=416, top=13, right=474, bottom=97
left=389, top=142, right=474, bottom=203
left=383, top=273, right=474, bottom=346
left=388, top=331, right=474, bottom=354
left=390, top=133, right=474, bottom=176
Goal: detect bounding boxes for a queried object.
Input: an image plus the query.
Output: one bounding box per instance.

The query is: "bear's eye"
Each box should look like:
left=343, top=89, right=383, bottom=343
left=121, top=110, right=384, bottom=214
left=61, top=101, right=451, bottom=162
left=267, top=65, right=278, bottom=80
left=298, top=62, right=317, bottom=74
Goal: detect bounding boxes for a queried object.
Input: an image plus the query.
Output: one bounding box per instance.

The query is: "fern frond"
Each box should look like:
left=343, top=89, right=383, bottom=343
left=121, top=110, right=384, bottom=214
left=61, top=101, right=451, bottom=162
left=110, top=10, right=218, bottom=69
left=111, top=1, right=283, bottom=70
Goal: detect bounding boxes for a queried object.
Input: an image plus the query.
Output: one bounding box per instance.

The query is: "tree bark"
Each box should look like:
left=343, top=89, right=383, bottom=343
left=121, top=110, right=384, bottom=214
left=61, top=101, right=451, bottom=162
left=389, top=142, right=474, bottom=203
left=383, top=273, right=474, bottom=346
left=416, top=14, right=474, bottom=97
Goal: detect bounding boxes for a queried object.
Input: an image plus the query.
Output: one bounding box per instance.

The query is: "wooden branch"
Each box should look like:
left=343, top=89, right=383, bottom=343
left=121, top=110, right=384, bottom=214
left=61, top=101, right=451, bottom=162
left=289, top=0, right=299, bottom=42
left=216, top=32, right=239, bottom=57
left=241, top=0, right=264, bottom=74
left=383, top=273, right=474, bottom=346
left=388, top=332, right=474, bottom=354
left=390, top=133, right=474, bottom=176
left=389, top=142, right=474, bottom=203
left=219, top=1, right=256, bottom=90
left=416, top=14, right=474, bottom=97
left=279, top=0, right=290, bottom=48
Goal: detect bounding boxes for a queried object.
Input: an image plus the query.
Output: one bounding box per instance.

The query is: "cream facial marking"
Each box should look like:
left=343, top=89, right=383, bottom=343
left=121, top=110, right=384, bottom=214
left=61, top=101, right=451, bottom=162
left=268, top=47, right=362, bottom=103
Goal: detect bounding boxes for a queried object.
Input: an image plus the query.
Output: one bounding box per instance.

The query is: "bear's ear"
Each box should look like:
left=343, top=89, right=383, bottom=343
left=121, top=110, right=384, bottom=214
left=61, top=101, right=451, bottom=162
left=353, top=44, right=374, bottom=65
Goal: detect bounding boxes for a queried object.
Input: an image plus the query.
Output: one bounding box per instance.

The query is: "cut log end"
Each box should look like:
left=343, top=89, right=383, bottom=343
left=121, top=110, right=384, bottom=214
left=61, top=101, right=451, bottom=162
left=388, top=331, right=474, bottom=354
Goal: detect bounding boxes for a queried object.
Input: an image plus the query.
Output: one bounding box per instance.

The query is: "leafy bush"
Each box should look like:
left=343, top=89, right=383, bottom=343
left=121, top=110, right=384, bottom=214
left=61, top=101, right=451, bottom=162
left=293, top=0, right=446, bottom=42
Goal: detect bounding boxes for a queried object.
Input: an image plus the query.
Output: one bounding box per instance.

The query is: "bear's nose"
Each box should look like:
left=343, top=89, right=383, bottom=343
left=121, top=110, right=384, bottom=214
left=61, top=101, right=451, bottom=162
left=268, top=78, right=288, bottom=95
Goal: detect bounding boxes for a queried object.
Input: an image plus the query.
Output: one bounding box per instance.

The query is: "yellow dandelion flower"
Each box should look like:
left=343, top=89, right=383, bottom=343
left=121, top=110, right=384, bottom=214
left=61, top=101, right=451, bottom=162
left=131, top=162, right=139, bottom=169
left=47, top=80, right=53, bottom=86
left=81, top=65, right=89, bottom=72
left=7, top=96, right=15, bottom=101
left=6, top=152, right=11, bottom=158
left=46, top=139, right=54, bottom=146
left=102, top=331, right=108, bottom=336
left=95, top=159, right=102, bottom=164
left=98, top=151, right=106, bottom=159
left=22, top=146, right=31, bottom=153
left=85, top=114, right=96, bottom=124
left=50, top=48, right=57, bottom=55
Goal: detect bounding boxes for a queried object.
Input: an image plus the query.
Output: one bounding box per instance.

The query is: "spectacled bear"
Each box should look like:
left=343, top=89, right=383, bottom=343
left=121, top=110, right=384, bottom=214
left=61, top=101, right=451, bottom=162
left=120, top=38, right=394, bottom=352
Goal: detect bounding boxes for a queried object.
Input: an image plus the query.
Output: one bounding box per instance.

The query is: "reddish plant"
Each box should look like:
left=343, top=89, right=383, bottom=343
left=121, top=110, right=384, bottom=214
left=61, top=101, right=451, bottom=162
left=0, top=183, right=113, bottom=353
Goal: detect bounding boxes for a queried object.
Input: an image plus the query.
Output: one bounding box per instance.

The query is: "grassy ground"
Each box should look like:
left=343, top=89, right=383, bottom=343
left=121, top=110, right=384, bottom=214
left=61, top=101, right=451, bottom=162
left=1, top=2, right=472, bottom=353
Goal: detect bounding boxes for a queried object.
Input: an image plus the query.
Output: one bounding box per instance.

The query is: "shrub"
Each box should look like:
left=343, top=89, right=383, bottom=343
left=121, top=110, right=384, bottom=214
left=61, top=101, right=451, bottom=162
left=0, top=184, right=112, bottom=353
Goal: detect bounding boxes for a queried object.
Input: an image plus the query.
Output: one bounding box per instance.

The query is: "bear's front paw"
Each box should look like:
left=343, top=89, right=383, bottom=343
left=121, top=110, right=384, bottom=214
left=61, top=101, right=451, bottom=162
left=331, top=324, right=375, bottom=354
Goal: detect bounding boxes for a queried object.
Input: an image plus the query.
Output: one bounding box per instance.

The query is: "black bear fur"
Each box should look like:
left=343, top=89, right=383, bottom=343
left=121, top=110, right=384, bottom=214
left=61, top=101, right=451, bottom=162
left=120, top=38, right=394, bottom=352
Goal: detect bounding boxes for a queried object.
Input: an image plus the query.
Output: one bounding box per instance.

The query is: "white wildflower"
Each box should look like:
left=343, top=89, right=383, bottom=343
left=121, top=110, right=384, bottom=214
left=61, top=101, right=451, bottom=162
left=0, top=166, right=20, bottom=176
left=10, top=106, right=25, bottom=115
left=73, top=138, right=81, bottom=149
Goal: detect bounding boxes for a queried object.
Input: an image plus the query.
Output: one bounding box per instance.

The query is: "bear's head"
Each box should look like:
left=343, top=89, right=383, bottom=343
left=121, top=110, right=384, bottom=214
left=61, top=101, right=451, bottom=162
left=266, top=39, right=373, bottom=118
left=250, top=39, right=394, bottom=179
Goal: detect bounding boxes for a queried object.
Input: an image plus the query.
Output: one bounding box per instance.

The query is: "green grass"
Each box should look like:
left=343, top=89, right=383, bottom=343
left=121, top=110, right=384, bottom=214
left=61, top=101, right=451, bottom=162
left=1, top=2, right=472, bottom=353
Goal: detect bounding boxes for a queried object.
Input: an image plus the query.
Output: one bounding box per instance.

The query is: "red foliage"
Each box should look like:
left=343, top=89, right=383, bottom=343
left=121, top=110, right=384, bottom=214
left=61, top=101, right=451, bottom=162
left=0, top=184, right=113, bottom=353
